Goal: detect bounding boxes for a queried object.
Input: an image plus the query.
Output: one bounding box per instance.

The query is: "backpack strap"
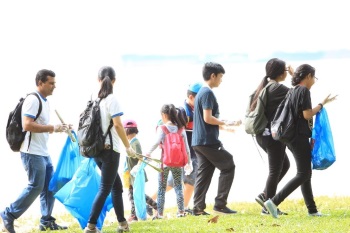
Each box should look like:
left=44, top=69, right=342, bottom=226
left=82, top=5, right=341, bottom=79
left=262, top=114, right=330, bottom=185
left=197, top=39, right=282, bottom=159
left=27, top=92, right=42, bottom=151
left=160, top=125, right=170, bottom=134
left=96, top=98, right=114, bottom=150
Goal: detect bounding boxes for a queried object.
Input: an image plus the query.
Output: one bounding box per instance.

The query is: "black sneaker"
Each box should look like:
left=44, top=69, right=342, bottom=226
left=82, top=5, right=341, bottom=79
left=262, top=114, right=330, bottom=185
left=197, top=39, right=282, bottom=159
left=184, top=208, right=193, bottom=215
left=0, top=211, right=15, bottom=233
left=192, top=209, right=210, bottom=216
left=213, top=206, right=237, bottom=214
left=261, top=207, right=288, bottom=216
left=146, top=205, right=153, bottom=217
left=255, top=193, right=266, bottom=208
left=39, top=221, right=68, bottom=231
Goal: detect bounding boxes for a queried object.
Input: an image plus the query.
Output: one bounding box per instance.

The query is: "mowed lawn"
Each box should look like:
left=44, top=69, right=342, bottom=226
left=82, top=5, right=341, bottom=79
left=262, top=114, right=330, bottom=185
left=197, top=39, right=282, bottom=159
left=9, top=195, right=350, bottom=233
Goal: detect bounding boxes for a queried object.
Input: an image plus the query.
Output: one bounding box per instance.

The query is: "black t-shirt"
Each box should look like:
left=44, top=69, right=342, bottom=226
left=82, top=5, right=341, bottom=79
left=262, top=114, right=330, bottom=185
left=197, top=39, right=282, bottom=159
left=291, top=85, right=313, bottom=137
left=266, top=83, right=290, bottom=124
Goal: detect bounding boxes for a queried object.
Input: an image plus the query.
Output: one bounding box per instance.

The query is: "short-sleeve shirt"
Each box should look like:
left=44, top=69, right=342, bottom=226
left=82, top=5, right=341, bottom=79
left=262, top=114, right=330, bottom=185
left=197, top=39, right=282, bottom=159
left=99, top=94, right=123, bottom=152
left=20, top=92, right=50, bottom=156
left=291, top=85, right=313, bottom=137
left=192, top=86, right=221, bottom=146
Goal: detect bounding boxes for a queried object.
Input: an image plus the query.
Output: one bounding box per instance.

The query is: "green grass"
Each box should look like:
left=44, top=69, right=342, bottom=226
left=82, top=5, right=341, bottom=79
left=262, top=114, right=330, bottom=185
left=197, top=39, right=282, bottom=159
left=23, top=196, right=350, bottom=233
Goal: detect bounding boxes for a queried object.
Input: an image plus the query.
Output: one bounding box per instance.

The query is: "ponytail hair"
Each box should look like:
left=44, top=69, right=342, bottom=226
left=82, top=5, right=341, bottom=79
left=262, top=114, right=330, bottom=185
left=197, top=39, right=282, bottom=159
left=250, top=58, right=286, bottom=111
left=161, top=104, right=186, bottom=129
left=98, top=66, right=116, bottom=99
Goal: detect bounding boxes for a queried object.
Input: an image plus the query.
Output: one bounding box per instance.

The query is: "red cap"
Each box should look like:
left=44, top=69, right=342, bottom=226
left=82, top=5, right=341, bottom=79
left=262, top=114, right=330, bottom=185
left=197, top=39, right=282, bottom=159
left=123, top=119, right=137, bottom=128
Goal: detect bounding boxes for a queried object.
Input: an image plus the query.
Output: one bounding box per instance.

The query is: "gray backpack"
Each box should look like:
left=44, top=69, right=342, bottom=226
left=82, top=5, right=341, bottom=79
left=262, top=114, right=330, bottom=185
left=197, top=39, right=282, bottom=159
left=244, top=82, right=274, bottom=135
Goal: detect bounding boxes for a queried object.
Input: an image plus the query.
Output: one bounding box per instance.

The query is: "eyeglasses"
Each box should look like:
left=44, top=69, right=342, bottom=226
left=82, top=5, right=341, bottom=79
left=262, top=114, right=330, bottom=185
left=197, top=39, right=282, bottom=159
left=314, top=76, right=318, bottom=80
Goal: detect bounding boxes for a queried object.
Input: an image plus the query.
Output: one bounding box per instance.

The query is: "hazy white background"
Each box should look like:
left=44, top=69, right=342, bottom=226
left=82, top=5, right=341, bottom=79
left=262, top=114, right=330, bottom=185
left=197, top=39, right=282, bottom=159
left=0, top=0, right=349, bottom=221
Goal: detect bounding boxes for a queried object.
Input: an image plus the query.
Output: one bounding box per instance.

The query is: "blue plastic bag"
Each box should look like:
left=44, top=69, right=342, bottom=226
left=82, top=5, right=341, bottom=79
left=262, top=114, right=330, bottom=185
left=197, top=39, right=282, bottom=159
left=311, top=108, right=336, bottom=170
left=49, top=131, right=83, bottom=193
left=133, top=161, right=147, bottom=220
left=54, top=158, right=113, bottom=230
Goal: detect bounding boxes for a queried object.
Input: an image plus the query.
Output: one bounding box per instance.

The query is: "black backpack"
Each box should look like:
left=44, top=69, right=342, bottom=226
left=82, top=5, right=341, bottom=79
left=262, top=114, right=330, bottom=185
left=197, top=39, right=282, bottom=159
left=6, top=92, right=42, bottom=152
left=77, top=98, right=113, bottom=158
left=271, top=88, right=298, bottom=143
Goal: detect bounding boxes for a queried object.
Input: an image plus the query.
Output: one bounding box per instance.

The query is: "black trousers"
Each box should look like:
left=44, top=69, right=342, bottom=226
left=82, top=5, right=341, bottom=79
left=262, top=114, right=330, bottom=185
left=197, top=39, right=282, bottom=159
left=256, top=134, right=290, bottom=199
left=272, top=135, right=317, bottom=213
left=192, top=144, right=235, bottom=211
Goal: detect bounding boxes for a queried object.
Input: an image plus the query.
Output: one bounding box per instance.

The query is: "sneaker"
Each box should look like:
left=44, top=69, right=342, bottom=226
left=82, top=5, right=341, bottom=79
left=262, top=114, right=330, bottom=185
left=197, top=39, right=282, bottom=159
left=184, top=208, right=193, bottom=215
left=213, top=206, right=237, bottom=214
left=255, top=193, right=266, bottom=208
left=177, top=212, right=186, bottom=218
left=0, top=211, right=15, bottom=233
left=261, top=207, right=288, bottom=216
left=117, top=221, right=129, bottom=233
left=83, top=227, right=101, bottom=233
left=308, top=212, right=323, bottom=217
left=127, top=215, right=138, bottom=223
left=146, top=205, right=153, bottom=216
left=192, top=209, right=210, bottom=216
left=264, top=199, right=278, bottom=218
left=39, top=221, right=68, bottom=231
left=152, top=215, right=164, bottom=221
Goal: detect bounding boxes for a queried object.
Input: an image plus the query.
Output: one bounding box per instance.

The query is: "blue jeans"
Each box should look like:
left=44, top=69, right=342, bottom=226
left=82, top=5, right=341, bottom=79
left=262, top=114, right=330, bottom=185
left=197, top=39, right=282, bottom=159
left=88, top=149, right=126, bottom=224
left=3, top=153, right=55, bottom=225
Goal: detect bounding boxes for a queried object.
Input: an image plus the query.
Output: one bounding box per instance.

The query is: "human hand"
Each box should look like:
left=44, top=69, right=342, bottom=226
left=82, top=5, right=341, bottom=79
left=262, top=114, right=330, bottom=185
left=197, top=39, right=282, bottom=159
left=130, top=164, right=141, bottom=177
left=223, top=119, right=242, bottom=126
left=287, top=65, right=294, bottom=76
left=184, top=162, right=193, bottom=176
left=322, top=94, right=338, bottom=106
left=126, top=147, right=137, bottom=158
left=54, top=123, right=69, bottom=133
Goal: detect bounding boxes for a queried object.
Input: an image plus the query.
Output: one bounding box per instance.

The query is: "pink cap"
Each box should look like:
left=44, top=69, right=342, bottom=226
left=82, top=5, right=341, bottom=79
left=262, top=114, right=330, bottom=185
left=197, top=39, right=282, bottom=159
left=123, top=119, right=137, bottom=128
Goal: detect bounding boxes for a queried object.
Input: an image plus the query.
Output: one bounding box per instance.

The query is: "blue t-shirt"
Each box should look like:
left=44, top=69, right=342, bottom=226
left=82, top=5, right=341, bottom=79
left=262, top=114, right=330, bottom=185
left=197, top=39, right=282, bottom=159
left=192, top=86, right=221, bottom=146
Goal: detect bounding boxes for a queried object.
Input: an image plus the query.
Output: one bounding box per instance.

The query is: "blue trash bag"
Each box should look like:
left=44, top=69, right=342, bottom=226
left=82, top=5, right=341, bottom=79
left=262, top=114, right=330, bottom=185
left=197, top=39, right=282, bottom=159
left=54, top=158, right=113, bottom=230
left=49, top=131, right=83, bottom=193
left=133, top=161, right=147, bottom=220
left=311, top=108, right=336, bottom=170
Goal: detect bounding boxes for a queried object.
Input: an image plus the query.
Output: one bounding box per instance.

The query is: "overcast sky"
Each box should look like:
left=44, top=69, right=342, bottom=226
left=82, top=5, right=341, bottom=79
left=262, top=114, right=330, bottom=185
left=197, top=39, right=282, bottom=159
left=0, top=0, right=349, bottom=63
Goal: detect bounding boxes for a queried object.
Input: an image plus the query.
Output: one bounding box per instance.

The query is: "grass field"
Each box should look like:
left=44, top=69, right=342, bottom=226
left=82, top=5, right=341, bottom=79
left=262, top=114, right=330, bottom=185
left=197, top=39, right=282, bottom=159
left=8, top=195, right=350, bottom=233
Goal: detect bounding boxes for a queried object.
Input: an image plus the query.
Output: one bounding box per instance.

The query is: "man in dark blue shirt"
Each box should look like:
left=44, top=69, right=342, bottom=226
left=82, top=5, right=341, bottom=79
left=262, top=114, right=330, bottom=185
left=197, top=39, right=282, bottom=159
left=192, top=62, right=241, bottom=215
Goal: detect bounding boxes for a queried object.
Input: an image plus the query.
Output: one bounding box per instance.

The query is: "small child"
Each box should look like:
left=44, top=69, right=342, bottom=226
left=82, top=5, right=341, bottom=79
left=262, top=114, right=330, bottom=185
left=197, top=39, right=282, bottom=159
left=123, top=119, right=158, bottom=222
left=146, top=104, right=193, bottom=220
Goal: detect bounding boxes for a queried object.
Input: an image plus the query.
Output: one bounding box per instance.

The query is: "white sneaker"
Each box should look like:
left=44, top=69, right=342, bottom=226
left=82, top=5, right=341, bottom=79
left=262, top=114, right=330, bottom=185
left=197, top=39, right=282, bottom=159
left=117, top=221, right=129, bottom=232
left=308, top=212, right=324, bottom=217
left=83, top=226, right=101, bottom=233
left=264, top=199, right=278, bottom=218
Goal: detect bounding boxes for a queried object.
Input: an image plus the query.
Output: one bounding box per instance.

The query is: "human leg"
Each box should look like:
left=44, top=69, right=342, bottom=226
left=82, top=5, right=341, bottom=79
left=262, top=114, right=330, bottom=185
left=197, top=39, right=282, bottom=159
left=268, top=136, right=315, bottom=212
left=127, top=185, right=137, bottom=222
left=88, top=150, right=120, bottom=224
left=192, top=146, right=215, bottom=213
left=171, top=167, right=185, bottom=214
left=156, top=167, right=170, bottom=217
left=3, top=153, right=46, bottom=221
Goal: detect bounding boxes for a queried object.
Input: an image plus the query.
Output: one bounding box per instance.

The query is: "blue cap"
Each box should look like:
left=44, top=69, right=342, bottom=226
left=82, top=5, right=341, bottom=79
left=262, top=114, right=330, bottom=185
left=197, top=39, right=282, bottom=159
left=188, top=82, right=203, bottom=93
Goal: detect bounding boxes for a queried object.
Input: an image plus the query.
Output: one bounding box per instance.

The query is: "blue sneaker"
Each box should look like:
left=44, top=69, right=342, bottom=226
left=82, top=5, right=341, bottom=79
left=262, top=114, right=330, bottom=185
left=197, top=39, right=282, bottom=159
left=0, top=211, right=15, bottom=233
left=264, top=199, right=278, bottom=218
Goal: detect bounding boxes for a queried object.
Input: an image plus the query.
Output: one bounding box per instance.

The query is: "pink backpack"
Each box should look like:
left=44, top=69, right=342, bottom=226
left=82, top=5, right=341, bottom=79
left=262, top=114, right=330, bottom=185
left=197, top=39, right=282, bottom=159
left=160, top=125, right=188, bottom=167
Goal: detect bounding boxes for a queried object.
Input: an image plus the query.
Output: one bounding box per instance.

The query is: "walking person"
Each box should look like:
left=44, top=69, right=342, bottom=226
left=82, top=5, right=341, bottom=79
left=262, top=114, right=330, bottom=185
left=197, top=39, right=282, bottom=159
left=122, top=119, right=158, bottom=222
left=192, top=62, right=242, bottom=216
left=1, top=69, right=70, bottom=233
left=264, top=64, right=337, bottom=218
left=83, top=66, right=137, bottom=233
left=146, top=104, right=193, bottom=220
left=250, top=58, right=293, bottom=215
left=150, top=82, right=202, bottom=213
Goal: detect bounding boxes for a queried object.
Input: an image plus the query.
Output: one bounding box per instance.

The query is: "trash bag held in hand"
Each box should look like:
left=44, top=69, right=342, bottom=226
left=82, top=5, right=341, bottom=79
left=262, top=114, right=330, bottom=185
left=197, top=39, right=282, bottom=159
left=49, top=131, right=83, bottom=193
left=311, top=108, right=336, bottom=170
left=54, top=158, right=113, bottom=230
left=133, top=161, right=147, bottom=220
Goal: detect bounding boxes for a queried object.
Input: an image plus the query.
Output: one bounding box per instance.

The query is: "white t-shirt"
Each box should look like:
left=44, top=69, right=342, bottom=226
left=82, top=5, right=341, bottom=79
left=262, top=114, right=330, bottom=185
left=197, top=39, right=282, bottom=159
left=20, top=92, right=50, bottom=156
left=99, top=94, right=123, bottom=153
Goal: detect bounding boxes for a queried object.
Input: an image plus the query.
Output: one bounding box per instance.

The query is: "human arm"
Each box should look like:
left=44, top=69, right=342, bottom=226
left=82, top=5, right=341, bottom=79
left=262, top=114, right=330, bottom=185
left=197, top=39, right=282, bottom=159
left=112, top=116, right=136, bottom=157
left=302, top=94, right=337, bottom=120
left=145, top=127, right=164, bottom=157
